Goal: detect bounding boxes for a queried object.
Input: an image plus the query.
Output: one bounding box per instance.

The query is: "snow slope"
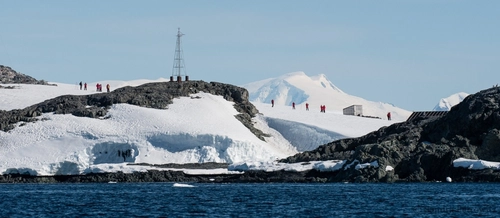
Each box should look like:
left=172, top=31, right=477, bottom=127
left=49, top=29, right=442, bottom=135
left=0, top=78, right=394, bottom=176
left=242, top=71, right=412, bottom=121
left=432, top=92, right=469, bottom=111
left=0, top=78, right=169, bottom=111
left=253, top=102, right=396, bottom=151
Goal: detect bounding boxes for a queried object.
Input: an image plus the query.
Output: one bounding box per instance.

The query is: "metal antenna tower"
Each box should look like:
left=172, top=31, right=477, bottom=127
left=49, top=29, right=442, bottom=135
left=171, top=28, right=188, bottom=82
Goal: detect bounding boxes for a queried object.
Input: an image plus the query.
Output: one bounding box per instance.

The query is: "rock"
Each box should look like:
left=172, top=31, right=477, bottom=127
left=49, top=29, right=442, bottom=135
left=282, top=86, right=500, bottom=182
left=0, top=65, right=53, bottom=85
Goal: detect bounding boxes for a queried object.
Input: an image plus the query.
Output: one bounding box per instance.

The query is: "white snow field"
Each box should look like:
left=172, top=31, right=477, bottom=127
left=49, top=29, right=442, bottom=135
left=0, top=72, right=486, bottom=176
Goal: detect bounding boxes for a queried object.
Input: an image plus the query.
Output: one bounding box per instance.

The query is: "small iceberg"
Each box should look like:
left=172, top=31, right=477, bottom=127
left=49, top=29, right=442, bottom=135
left=108, top=181, right=117, bottom=184
left=173, top=183, right=195, bottom=188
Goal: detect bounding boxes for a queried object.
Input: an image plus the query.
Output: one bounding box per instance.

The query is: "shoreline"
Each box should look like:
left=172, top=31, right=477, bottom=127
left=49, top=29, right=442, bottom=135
left=2, top=167, right=500, bottom=184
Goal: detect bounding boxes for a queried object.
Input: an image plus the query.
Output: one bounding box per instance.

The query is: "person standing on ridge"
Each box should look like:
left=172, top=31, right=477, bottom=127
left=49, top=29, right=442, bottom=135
left=79, top=81, right=82, bottom=90
left=292, top=102, right=295, bottom=109
left=271, top=99, right=274, bottom=107
left=387, top=112, right=391, bottom=120
left=84, top=82, right=87, bottom=90
left=106, top=84, right=110, bottom=92
left=306, top=103, right=309, bottom=111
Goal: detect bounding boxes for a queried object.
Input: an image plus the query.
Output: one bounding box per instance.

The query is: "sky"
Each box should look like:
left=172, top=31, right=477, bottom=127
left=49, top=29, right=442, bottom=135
left=1, top=0, right=499, bottom=111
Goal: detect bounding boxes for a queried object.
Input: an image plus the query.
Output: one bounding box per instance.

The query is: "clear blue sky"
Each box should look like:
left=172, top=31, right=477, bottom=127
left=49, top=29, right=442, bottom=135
left=1, top=0, right=499, bottom=111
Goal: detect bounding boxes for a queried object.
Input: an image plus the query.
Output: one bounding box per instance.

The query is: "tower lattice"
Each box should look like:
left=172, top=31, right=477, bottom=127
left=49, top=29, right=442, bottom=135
left=171, top=28, right=188, bottom=82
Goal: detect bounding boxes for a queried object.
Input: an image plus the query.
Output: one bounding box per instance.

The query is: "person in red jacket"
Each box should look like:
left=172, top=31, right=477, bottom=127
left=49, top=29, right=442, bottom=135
left=84, top=83, right=87, bottom=90
left=387, top=112, right=391, bottom=120
left=106, top=84, right=110, bottom=92
left=306, top=103, right=309, bottom=111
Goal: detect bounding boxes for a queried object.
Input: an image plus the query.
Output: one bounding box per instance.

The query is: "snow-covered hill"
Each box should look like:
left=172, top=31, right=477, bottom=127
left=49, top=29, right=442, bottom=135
left=0, top=78, right=395, bottom=176
left=242, top=71, right=412, bottom=121
left=432, top=92, right=469, bottom=111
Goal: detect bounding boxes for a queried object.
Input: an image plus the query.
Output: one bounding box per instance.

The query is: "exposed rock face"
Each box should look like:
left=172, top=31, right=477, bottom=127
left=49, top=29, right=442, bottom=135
left=283, top=87, right=500, bottom=182
left=0, top=80, right=268, bottom=140
left=0, top=169, right=324, bottom=184
left=0, top=65, right=51, bottom=85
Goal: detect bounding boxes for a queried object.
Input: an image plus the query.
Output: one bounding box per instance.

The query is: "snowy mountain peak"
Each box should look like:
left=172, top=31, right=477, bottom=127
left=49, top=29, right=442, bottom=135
left=242, top=72, right=411, bottom=121
left=309, top=73, right=344, bottom=94
left=282, top=71, right=307, bottom=78
left=433, top=92, right=469, bottom=111
left=243, top=71, right=346, bottom=106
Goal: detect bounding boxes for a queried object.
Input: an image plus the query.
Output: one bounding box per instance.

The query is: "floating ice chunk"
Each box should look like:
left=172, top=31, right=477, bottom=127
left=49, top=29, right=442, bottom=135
left=173, top=183, right=195, bottom=188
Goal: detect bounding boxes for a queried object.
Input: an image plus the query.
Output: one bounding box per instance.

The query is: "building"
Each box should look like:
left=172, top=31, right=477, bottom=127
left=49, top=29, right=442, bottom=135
left=343, top=105, right=363, bottom=116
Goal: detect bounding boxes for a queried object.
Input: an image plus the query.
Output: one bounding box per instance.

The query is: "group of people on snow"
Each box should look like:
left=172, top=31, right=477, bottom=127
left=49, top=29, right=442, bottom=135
left=320, top=105, right=326, bottom=113
left=96, top=83, right=110, bottom=92
left=79, top=81, right=87, bottom=90
left=271, top=99, right=393, bottom=120
left=79, top=81, right=111, bottom=92
left=271, top=99, right=319, bottom=112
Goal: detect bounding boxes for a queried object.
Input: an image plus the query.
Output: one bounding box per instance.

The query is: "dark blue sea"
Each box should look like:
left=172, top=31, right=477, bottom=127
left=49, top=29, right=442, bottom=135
left=0, top=183, right=499, bottom=217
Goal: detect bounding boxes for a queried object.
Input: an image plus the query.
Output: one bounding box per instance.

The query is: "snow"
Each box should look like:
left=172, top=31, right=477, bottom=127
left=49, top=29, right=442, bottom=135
left=0, top=91, right=297, bottom=175
left=0, top=79, right=169, bottom=111
left=228, top=159, right=380, bottom=173
left=228, top=160, right=346, bottom=172
left=453, top=158, right=500, bottom=170
left=0, top=72, right=482, bottom=177
left=242, top=71, right=412, bottom=121
left=433, top=92, right=469, bottom=111
left=255, top=102, right=394, bottom=139
left=355, top=160, right=379, bottom=170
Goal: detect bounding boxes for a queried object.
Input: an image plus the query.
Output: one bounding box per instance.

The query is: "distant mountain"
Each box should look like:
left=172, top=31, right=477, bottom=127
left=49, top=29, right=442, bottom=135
left=433, top=92, right=469, bottom=111
left=242, top=71, right=412, bottom=121
left=0, top=65, right=50, bottom=85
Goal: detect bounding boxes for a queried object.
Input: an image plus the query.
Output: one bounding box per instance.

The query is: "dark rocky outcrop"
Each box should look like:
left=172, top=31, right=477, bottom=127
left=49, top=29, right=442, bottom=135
left=282, top=86, right=500, bottom=182
left=0, top=65, right=52, bottom=85
left=0, top=168, right=329, bottom=183
left=0, top=80, right=268, bottom=140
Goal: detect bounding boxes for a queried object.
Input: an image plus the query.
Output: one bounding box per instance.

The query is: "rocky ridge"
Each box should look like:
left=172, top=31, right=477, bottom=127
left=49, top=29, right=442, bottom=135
left=0, top=65, right=51, bottom=85
left=282, top=86, right=500, bottom=182
left=0, top=80, right=268, bottom=140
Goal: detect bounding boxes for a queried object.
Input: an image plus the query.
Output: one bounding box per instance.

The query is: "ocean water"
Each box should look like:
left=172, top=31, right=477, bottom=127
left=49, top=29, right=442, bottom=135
left=0, top=183, right=499, bottom=217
